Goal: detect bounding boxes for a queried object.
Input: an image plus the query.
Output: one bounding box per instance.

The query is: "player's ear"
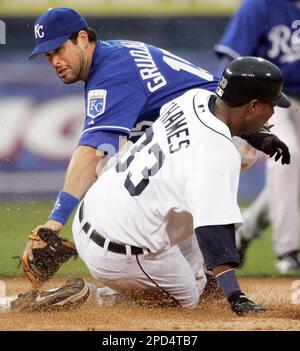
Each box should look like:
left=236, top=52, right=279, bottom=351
left=77, top=30, right=89, bottom=49
left=248, top=99, right=259, bottom=112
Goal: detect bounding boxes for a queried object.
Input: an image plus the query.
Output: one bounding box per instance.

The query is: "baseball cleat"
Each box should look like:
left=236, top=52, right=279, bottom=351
left=275, top=251, right=300, bottom=274
left=11, top=277, right=90, bottom=312
left=228, top=292, right=266, bottom=316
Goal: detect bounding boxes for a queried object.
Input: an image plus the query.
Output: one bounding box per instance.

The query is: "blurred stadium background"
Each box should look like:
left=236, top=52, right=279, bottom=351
left=0, top=0, right=272, bottom=277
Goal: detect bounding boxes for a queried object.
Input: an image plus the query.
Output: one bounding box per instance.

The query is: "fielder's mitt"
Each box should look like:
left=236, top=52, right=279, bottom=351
left=20, top=227, right=78, bottom=287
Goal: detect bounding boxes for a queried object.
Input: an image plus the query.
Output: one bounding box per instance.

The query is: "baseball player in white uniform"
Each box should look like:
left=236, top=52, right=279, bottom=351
left=70, top=57, right=289, bottom=315
left=73, top=87, right=241, bottom=308
left=0, top=57, right=289, bottom=315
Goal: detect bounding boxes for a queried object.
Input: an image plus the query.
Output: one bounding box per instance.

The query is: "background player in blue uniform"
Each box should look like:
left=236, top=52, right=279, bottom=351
left=215, top=0, right=300, bottom=273
left=24, top=7, right=289, bottom=266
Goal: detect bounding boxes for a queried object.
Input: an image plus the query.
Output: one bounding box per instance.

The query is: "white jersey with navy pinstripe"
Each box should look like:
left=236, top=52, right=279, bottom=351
left=81, top=88, right=243, bottom=253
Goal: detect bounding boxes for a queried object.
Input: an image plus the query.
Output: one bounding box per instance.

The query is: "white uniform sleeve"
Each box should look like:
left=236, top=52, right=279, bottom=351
left=184, top=138, right=243, bottom=229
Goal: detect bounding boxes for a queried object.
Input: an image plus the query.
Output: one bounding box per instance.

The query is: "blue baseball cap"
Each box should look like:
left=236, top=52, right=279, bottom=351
left=29, top=8, right=88, bottom=60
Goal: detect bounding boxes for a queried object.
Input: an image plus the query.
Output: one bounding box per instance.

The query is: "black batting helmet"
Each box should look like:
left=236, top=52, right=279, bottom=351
left=216, top=56, right=290, bottom=108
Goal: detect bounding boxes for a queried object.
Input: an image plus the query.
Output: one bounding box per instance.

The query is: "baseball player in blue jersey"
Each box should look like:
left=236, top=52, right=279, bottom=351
left=215, top=0, right=300, bottom=273
left=25, top=8, right=217, bottom=240
left=22, top=8, right=290, bottom=286
left=3, top=57, right=289, bottom=315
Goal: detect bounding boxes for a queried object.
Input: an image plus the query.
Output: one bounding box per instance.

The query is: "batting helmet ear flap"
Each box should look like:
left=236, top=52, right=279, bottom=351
left=216, top=56, right=290, bottom=108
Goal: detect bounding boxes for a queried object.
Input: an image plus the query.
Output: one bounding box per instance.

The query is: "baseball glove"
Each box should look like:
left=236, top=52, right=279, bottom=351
left=20, top=227, right=78, bottom=287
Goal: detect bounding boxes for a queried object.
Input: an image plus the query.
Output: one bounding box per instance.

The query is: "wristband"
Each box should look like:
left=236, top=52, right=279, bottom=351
left=48, top=191, right=80, bottom=224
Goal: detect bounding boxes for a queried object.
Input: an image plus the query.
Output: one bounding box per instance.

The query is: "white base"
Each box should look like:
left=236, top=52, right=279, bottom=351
left=0, top=295, right=17, bottom=311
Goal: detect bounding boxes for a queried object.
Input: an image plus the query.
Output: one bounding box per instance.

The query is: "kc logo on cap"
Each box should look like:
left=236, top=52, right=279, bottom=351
left=34, top=24, right=44, bottom=39
left=29, top=7, right=88, bottom=60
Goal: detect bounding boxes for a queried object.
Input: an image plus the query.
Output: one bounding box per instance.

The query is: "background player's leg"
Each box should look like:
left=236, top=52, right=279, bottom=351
left=266, top=104, right=300, bottom=272
left=237, top=188, right=269, bottom=242
left=235, top=189, right=269, bottom=264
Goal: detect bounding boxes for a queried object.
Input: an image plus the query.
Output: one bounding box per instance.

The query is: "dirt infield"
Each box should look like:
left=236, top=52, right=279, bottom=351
left=0, top=276, right=299, bottom=331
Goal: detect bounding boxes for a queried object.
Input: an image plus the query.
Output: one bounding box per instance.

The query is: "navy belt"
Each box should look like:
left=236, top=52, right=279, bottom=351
left=79, top=202, right=146, bottom=255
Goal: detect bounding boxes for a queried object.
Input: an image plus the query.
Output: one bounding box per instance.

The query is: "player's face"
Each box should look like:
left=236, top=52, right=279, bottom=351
left=240, top=100, right=275, bottom=135
left=45, top=40, right=85, bottom=84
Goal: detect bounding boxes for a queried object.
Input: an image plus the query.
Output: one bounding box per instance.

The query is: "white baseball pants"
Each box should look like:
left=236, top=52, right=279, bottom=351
left=72, top=209, right=206, bottom=308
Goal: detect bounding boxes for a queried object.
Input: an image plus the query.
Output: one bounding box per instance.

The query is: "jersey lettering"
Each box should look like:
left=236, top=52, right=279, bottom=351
left=169, top=139, right=190, bottom=154
left=161, top=49, right=214, bottom=81
left=160, top=101, right=190, bottom=154
left=116, top=127, right=165, bottom=196
left=268, top=21, right=300, bottom=63
left=125, top=142, right=165, bottom=196
left=116, top=128, right=154, bottom=173
left=131, top=121, right=154, bottom=138
left=121, top=40, right=167, bottom=93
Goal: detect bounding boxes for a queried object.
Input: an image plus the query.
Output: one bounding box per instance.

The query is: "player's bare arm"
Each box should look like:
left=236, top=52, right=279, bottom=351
left=24, top=146, right=106, bottom=260
left=63, top=145, right=106, bottom=200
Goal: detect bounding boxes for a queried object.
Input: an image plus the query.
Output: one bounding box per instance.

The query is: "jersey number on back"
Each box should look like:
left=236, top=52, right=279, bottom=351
left=162, top=49, right=214, bottom=81
left=116, top=127, right=165, bottom=196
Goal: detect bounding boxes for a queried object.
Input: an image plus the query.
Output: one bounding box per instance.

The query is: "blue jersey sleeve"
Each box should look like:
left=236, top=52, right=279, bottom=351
left=78, top=130, right=122, bottom=155
left=215, top=0, right=268, bottom=58
left=81, top=78, right=147, bottom=152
